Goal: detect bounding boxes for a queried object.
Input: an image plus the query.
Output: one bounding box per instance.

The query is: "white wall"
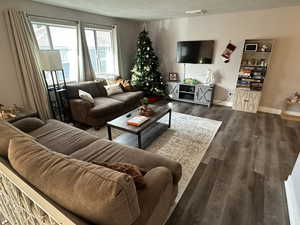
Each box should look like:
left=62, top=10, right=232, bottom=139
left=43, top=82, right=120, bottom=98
left=0, top=0, right=141, bottom=107
left=146, top=6, right=300, bottom=109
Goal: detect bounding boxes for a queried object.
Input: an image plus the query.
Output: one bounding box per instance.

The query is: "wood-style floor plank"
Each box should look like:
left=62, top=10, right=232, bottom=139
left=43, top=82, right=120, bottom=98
left=165, top=100, right=298, bottom=225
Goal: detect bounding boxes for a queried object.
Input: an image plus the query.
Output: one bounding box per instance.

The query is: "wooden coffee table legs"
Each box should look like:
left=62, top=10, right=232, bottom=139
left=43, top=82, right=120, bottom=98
left=107, top=125, right=143, bottom=148
left=168, top=110, right=171, bottom=128
left=138, top=133, right=143, bottom=148
left=107, top=126, right=112, bottom=141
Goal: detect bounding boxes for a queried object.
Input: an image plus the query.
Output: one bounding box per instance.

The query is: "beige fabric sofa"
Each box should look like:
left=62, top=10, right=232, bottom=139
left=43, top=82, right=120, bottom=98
left=0, top=118, right=181, bottom=225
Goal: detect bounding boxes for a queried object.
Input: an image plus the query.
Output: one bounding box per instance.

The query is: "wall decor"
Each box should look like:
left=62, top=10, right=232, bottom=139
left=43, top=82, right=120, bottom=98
left=168, top=72, right=179, bottom=81
left=221, top=42, right=236, bottom=63
left=244, top=43, right=258, bottom=52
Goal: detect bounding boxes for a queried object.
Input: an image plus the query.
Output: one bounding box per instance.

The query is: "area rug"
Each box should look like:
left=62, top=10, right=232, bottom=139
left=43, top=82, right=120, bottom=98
left=87, top=112, right=222, bottom=203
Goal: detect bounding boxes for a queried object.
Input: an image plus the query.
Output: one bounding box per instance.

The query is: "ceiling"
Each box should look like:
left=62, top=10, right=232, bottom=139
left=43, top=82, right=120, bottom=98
left=32, top=0, right=300, bottom=20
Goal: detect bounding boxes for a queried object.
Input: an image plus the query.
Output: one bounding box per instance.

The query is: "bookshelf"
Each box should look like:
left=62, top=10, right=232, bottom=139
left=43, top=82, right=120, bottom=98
left=233, top=39, right=274, bottom=113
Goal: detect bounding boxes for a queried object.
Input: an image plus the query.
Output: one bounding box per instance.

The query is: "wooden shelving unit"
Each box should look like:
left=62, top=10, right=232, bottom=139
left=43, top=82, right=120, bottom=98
left=233, top=39, right=274, bottom=113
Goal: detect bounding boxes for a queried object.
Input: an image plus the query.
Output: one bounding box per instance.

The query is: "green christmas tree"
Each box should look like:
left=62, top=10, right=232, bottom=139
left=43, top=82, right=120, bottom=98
left=131, top=30, right=166, bottom=96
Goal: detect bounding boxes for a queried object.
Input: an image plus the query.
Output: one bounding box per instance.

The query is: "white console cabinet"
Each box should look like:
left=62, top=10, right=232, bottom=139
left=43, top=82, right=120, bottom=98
left=167, top=82, right=215, bottom=107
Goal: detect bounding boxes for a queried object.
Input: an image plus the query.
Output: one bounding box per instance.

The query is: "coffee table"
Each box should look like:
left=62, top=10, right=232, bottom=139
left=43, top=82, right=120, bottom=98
left=107, top=105, right=171, bottom=149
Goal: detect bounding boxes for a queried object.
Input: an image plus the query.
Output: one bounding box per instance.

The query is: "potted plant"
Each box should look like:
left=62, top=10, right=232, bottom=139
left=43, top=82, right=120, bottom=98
left=140, top=97, right=154, bottom=116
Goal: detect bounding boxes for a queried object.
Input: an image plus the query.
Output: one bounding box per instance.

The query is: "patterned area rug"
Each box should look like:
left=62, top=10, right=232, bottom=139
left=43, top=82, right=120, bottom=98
left=88, top=112, right=222, bottom=203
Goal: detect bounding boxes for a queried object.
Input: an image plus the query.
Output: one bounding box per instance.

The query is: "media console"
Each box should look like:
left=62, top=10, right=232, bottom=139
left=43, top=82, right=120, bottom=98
left=167, top=82, right=215, bottom=107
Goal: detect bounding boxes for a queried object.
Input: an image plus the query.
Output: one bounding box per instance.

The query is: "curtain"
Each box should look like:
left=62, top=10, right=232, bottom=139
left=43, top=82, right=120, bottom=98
left=78, top=23, right=96, bottom=81
left=113, top=26, right=122, bottom=77
left=4, top=9, right=51, bottom=120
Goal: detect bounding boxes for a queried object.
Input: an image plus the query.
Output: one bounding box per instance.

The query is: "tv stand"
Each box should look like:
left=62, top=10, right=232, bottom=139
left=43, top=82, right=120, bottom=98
left=167, top=82, right=215, bottom=107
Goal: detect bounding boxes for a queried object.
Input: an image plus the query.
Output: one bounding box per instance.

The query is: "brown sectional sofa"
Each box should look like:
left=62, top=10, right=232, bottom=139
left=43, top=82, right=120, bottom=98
left=67, top=81, right=144, bottom=128
left=0, top=118, right=182, bottom=225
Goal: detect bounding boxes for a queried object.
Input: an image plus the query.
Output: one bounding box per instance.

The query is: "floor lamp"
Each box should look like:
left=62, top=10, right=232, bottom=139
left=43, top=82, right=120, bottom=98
left=39, top=50, right=67, bottom=121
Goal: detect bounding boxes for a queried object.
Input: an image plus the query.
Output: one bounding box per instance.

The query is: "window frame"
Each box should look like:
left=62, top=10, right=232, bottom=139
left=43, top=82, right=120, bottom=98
left=84, top=26, right=119, bottom=79
left=31, top=21, right=79, bottom=83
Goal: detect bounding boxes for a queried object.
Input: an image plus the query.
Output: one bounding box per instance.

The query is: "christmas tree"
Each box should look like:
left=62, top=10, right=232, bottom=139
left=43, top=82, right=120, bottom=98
left=131, top=30, right=166, bottom=96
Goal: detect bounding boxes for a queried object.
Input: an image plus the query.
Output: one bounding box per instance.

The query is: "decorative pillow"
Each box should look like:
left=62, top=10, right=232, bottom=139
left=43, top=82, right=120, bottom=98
left=78, top=89, right=94, bottom=104
left=105, top=84, right=124, bottom=96
left=13, top=117, right=45, bottom=133
left=0, top=120, right=33, bottom=158
left=106, top=79, right=118, bottom=85
left=116, top=79, right=136, bottom=92
left=94, top=162, right=147, bottom=190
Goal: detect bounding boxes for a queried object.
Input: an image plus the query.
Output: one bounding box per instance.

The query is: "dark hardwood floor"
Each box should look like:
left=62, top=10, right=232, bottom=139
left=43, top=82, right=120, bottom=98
left=163, top=100, right=299, bottom=225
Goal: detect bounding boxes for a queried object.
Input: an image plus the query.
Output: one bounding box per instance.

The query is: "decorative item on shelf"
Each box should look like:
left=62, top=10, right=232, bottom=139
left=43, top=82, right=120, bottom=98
left=261, top=44, right=269, bottom=52
left=244, top=43, right=258, bottom=52
left=259, top=58, right=266, bottom=66
left=204, top=69, right=215, bottom=84
left=139, top=97, right=154, bottom=117
left=183, top=78, right=199, bottom=85
left=221, top=41, right=236, bottom=63
left=287, top=92, right=300, bottom=104
left=168, top=72, right=179, bottom=81
left=249, top=58, right=257, bottom=66
left=281, top=92, right=300, bottom=122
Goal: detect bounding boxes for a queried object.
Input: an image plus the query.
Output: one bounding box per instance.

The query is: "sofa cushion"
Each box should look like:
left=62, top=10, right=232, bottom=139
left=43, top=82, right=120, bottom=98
left=29, top=120, right=98, bottom=155
left=88, top=97, right=124, bottom=118
left=70, top=139, right=182, bottom=185
left=110, top=91, right=144, bottom=107
left=67, top=81, right=106, bottom=99
left=0, top=120, right=33, bottom=158
left=8, top=137, right=140, bottom=225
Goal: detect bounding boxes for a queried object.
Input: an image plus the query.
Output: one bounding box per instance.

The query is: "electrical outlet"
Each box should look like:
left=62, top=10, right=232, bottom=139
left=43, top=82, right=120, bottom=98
left=225, top=89, right=234, bottom=101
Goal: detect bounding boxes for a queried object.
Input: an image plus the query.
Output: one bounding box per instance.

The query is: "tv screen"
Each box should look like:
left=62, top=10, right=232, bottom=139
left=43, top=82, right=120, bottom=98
left=177, top=40, right=215, bottom=64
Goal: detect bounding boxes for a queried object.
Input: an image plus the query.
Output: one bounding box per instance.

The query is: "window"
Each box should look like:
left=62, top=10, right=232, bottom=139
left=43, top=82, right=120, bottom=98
left=32, top=23, right=78, bottom=82
left=85, top=28, right=117, bottom=78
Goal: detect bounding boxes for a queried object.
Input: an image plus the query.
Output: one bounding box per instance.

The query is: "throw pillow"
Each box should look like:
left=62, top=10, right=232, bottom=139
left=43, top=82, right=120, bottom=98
left=0, top=120, right=33, bottom=158
left=78, top=89, right=94, bottom=104
left=93, top=162, right=147, bottom=189
left=105, top=84, right=123, bottom=96
left=116, top=79, right=136, bottom=92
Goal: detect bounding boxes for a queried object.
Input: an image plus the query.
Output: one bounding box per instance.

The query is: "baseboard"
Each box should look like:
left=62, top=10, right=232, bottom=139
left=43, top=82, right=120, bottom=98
left=258, top=106, right=282, bottom=115
left=213, top=101, right=282, bottom=115
left=285, top=110, right=300, bottom=117
left=213, top=100, right=233, bottom=107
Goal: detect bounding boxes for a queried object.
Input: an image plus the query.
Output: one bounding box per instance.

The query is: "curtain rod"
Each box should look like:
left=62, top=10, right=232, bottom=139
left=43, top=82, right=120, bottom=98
left=28, top=14, right=116, bottom=29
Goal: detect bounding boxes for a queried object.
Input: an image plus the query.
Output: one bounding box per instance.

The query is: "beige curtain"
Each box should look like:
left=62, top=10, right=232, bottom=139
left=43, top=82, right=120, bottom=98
left=4, top=9, right=51, bottom=120
left=78, top=23, right=96, bottom=81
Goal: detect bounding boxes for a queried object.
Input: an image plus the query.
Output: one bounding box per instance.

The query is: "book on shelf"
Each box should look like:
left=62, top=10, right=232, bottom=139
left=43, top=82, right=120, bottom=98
left=127, top=115, right=149, bottom=127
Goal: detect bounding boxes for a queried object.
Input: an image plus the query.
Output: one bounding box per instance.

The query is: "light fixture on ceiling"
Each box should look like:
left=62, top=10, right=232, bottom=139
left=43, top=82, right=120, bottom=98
left=185, top=9, right=208, bottom=15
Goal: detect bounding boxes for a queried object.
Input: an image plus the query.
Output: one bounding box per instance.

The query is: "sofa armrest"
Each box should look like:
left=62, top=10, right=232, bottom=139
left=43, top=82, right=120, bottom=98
left=133, top=167, right=174, bottom=225
left=69, top=99, right=93, bottom=121
left=12, top=117, right=45, bottom=133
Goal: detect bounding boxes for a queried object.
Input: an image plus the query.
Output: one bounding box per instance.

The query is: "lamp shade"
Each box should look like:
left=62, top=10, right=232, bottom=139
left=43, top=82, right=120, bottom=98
left=39, top=50, right=63, bottom=71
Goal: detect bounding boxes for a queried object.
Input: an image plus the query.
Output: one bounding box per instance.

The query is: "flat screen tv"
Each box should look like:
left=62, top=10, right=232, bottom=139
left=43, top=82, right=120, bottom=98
left=177, top=40, right=215, bottom=64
